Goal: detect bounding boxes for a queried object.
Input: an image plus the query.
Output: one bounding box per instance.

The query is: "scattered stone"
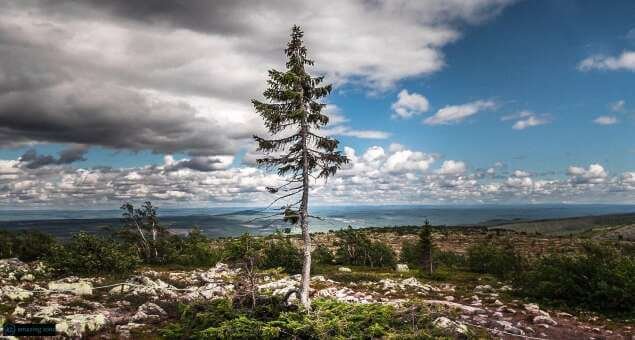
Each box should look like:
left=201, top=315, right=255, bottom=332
left=422, top=300, right=485, bottom=315
left=132, top=302, right=167, bottom=323
left=1, top=285, right=33, bottom=301
left=200, top=263, right=235, bottom=282
left=495, top=320, right=525, bottom=335
left=48, top=277, right=93, bottom=296
left=474, top=284, right=493, bottom=293
left=395, top=264, right=409, bottom=272
left=433, top=317, right=469, bottom=335
left=533, top=315, right=557, bottom=326
left=493, top=299, right=504, bottom=306
left=443, top=295, right=455, bottom=302
left=524, top=303, right=541, bottom=314
left=116, top=323, right=145, bottom=339
left=556, top=312, right=574, bottom=318
left=12, top=305, right=25, bottom=316
left=20, top=274, right=35, bottom=282
left=109, top=276, right=178, bottom=299
left=338, top=267, right=351, bottom=272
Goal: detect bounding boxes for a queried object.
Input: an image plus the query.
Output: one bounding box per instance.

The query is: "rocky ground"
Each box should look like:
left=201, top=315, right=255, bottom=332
left=1, top=256, right=633, bottom=339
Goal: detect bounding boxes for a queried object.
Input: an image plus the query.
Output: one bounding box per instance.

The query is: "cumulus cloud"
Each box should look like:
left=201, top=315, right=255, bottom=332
left=436, top=160, right=467, bottom=175
left=567, top=164, right=608, bottom=184
left=503, top=111, right=551, bottom=130
left=593, top=115, right=618, bottom=125
left=391, top=89, right=429, bottom=119
left=0, top=151, right=633, bottom=206
left=578, top=51, right=635, bottom=72
left=0, top=0, right=514, bottom=157
left=423, top=100, right=495, bottom=125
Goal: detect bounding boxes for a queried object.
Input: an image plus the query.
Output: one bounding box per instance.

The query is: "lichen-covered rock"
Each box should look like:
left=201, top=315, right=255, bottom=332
left=338, top=267, right=351, bottom=272
left=48, top=277, right=93, bottom=296
left=495, top=320, right=525, bottom=335
left=1, top=285, right=33, bottom=301
left=422, top=300, right=485, bottom=315
left=132, top=302, right=167, bottom=323
left=433, top=317, right=469, bottom=335
left=533, top=315, right=557, bottom=326
left=55, top=313, right=107, bottom=337
left=20, top=274, right=35, bottom=282
left=109, top=276, right=178, bottom=299
left=395, top=264, right=409, bottom=272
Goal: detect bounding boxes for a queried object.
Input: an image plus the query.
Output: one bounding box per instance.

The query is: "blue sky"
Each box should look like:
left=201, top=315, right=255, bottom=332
left=330, top=0, right=635, bottom=177
left=0, top=0, right=634, bottom=207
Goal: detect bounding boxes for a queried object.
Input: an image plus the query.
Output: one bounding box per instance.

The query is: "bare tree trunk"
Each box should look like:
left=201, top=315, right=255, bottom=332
left=299, top=111, right=312, bottom=311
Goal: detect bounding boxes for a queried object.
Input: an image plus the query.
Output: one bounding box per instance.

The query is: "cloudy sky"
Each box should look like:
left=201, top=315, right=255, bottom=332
left=0, top=0, right=634, bottom=208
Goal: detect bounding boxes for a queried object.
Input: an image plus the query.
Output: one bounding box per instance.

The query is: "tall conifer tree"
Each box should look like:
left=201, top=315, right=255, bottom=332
left=252, top=25, right=348, bottom=309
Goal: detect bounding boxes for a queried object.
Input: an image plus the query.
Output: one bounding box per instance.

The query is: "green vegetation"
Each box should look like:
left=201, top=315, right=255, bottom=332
left=466, top=242, right=523, bottom=279
left=0, top=229, right=56, bottom=261
left=46, top=232, right=140, bottom=277
left=335, top=226, right=396, bottom=268
left=161, top=298, right=460, bottom=339
left=515, top=242, right=635, bottom=314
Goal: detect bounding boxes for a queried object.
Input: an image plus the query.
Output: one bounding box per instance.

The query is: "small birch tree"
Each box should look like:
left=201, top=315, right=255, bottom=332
left=252, top=25, right=348, bottom=309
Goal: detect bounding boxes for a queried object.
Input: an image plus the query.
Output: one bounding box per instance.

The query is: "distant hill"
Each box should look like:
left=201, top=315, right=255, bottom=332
left=488, top=213, right=635, bottom=240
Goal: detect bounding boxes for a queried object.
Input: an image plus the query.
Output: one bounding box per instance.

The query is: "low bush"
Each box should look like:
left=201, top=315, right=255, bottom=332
left=335, top=227, right=396, bottom=268
left=466, top=242, right=523, bottom=278
left=160, top=298, right=443, bottom=339
left=261, top=234, right=302, bottom=274
left=161, top=228, right=224, bottom=267
left=46, top=232, right=140, bottom=277
left=311, top=244, right=334, bottom=265
left=0, top=230, right=58, bottom=261
left=515, top=242, right=635, bottom=314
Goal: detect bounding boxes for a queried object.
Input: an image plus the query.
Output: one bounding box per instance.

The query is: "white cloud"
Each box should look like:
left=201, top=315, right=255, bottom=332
left=436, top=160, right=467, bottom=175
left=391, top=89, right=429, bottom=119
left=593, top=115, right=618, bottom=125
left=512, top=170, right=530, bottom=177
left=383, top=150, right=436, bottom=173
left=423, top=100, right=496, bottom=125
left=506, top=111, right=551, bottom=130
left=610, top=100, right=625, bottom=112
left=567, top=164, right=608, bottom=184
left=578, top=51, right=635, bottom=72
left=323, top=126, right=390, bottom=139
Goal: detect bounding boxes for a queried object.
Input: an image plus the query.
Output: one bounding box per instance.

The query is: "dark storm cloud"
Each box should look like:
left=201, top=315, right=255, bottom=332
left=19, top=145, right=88, bottom=169
left=0, top=0, right=514, bottom=161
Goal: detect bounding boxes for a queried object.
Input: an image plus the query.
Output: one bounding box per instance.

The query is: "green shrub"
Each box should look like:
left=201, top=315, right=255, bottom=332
left=434, top=250, right=467, bottom=269
left=161, top=298, right=405, bottom=339
left=161, top=299, right=237, bottom=339
left=311, top=244, right=334, bottom=265
left=335, top=227, right=396, bottom=268
left=466, top=242, right=523, bottom=278
left=161, top=228, right=224, bottom=267
left=261, top=234, right=302, bottom=274
left=400, top=240, right=421, bottom=266
left=515, top=242, right=635, bottom=314
left=0, top=230, right=58, bottom=261
left=46, top=232, right=140, bottom=277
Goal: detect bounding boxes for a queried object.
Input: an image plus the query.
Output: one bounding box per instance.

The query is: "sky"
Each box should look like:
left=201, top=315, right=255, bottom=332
left=0, top=0, right=634, bottom=208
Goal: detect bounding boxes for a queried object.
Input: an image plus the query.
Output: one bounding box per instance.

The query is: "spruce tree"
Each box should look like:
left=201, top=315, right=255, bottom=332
left=252, top=25, right=348, bottom=309
left=419, top=219, right=433, bottom=275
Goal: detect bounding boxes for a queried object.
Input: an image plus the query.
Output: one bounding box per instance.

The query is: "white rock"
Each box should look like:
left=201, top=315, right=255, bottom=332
left=132, top=302, right=167, bottom=323
left=443, top=295, right=455, bottom=301
left=422, top=300, right=485, bottom=315
left=48, top=279, right=93, bottom=296
left=109, top=276, right=178, bottom=299
left=433, top=317, right=469, bottom=335
left=524, top=303, right=541, bottom=314
left=533, top=315, right=557, bottom=326
left=338, top=267, right=351, bottom=272
left=495, top=320, right=525, bottom=335
left=1, top=285, right=33, bottom=301
left=12, top=305, right=25, bottom=316
left=395, top=264, right=409, bottom=272
left=20, top=274, right=35, bottom=282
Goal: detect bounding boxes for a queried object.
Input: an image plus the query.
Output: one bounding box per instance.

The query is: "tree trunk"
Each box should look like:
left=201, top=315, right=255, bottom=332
left=299, top=119, right=312, bottom=311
